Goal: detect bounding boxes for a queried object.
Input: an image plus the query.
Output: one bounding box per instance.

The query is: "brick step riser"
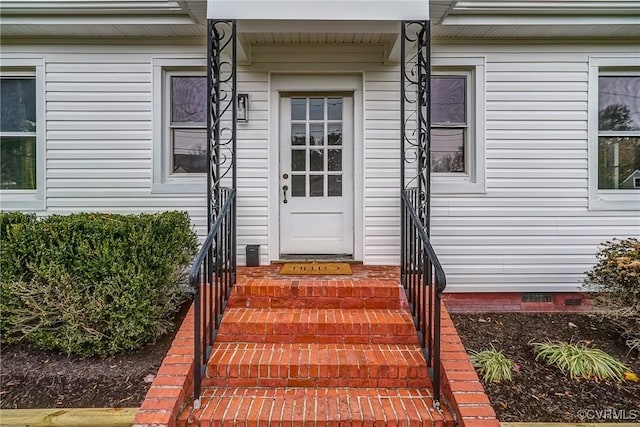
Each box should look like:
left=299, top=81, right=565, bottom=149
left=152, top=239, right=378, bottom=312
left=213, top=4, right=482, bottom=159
left=202, top=377, right=431, bottom=388
left=205, top=356, right=430, bottom=388
left=227, top=295, right=406, bottom=310
left=188, top=418, right=453, bottom=427
left=216, top=321, right=417, bottom=337
left=215, top=334, right=420, bottom=345
left=189, top=421, right=452, bottom=427
left=186, top=415, right=452, bottom=427
left=232, top=281, right=401, bottom=296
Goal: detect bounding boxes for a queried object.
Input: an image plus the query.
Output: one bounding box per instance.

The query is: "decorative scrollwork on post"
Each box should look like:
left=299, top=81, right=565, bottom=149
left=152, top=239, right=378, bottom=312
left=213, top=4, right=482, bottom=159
left=208, top=20, right=237, bottom=229
left=401, top=20, right=431, bottom=230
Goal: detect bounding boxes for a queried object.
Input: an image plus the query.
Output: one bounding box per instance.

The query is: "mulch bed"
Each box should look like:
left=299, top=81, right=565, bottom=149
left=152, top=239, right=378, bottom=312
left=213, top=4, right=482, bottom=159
left=0, top=303, right=190, bottom=409
left=452, top=312, right=640, bottom=423
left=3, top=307, right=639, bottom=421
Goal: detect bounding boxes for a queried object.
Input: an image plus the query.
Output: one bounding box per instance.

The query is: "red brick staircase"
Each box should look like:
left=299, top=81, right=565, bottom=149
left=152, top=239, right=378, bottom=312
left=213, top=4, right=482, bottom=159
left=179, top=276, right=455, bottom=426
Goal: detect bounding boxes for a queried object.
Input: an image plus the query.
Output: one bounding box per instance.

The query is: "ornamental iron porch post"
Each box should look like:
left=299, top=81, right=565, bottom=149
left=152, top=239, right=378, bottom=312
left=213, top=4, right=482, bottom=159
left=400, top=20, right=431, bottom=227
left=207, top=19, right=237, bottom=280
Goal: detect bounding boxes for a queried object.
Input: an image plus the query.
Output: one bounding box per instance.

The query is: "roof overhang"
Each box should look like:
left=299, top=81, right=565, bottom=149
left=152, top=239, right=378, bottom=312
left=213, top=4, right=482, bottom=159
left=207, top=0, right=429, bottom=20
left=431, top=0, right=640, bottom=39
left=0, top=0, right=207, bottom=38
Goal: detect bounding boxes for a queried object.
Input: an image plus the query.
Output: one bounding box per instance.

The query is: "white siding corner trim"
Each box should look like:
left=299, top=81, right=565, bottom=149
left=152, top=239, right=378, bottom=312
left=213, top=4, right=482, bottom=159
left=151, top=56, right=207, bottom=194
left=0, top=56, right=46, bottom=210
left=587, top=55, right=640, bottom=211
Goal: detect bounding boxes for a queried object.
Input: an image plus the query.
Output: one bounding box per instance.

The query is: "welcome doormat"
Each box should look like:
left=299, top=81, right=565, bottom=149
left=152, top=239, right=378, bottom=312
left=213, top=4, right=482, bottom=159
left=279, top=262, right=353, bottom=275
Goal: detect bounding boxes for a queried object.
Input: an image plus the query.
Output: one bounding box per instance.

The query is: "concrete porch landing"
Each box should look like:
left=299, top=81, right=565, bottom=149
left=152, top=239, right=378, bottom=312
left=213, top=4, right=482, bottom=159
left=133, top=266, right=499, bottom=427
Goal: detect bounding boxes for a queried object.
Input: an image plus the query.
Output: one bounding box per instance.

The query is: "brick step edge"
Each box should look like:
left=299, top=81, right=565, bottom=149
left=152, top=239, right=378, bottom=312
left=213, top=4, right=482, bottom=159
left=232, top=279, right=402, bottom=298
left=179, top=387, right=454, bottom=427
left=227, top=295, right=406, bottom=309
left=205, top=343, right=429, bottom=387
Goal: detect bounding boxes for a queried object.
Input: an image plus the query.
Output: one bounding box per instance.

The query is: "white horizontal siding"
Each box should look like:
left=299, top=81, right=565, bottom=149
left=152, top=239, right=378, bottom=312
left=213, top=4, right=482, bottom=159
left=1, top=40, right=639, bottom=293
left=1, top=43, right=209, bottom=239
left=430, top=42, right=640, bottom=292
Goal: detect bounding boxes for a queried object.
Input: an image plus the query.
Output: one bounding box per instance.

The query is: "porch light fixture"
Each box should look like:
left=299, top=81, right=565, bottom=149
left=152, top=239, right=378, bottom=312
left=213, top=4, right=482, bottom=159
left=237, top=93, right=249, bottom=122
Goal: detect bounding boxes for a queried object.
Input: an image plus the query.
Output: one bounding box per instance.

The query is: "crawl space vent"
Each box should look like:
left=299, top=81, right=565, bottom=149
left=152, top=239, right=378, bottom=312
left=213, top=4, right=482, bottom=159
left=521, top=293, right=553, bottom=303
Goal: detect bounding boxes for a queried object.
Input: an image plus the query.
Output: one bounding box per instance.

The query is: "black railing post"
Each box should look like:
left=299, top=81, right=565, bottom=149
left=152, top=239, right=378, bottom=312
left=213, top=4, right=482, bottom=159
left=401, top=20, right=443, bottom=409
left=433, top=281, right=442, bottom=405
left=400, top=21, right=407, bottom=289
left=401, top=189, right=445, bottom=410
left=231, top=21, right=238, bottom=284
left=194, top=18, right=237, bottom=409
left=424, top=22, right=432, bottom=235
left=189, top=190, right=236, bottom=409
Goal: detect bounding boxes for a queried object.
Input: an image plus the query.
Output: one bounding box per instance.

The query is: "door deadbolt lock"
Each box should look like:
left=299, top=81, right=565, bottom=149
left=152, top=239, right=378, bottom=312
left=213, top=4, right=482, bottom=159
left=283, top=173, right=289, bottom=179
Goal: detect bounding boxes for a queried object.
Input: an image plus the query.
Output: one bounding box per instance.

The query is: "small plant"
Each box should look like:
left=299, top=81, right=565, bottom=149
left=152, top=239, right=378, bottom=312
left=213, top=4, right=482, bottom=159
left=470, top=345, right=516, bottom=383
left=531, top=340, right=629, bottom=382
left=584, top=237, right=640, bottom=352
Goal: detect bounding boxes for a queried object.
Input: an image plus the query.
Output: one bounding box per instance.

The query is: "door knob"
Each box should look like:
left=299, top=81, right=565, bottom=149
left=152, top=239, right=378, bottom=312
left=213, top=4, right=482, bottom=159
left=282, top=185, right=288, bottom=204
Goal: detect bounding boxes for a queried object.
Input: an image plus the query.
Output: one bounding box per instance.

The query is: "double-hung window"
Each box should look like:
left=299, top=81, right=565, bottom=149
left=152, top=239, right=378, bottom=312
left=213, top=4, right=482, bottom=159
left=168, top=74, right=207, bottom=174
left=0, top=59, right=44, bottom=209
left=1, top=73, right=37, bottom=190
left=588, top=57, right=640, bottom=210
left=430, top=58, right=486, bottom=193
left=597, top=73, right=640, bottom=190
left=152, top=58, right=207, bottom=193
left=431, top=74, right=468, bottom=174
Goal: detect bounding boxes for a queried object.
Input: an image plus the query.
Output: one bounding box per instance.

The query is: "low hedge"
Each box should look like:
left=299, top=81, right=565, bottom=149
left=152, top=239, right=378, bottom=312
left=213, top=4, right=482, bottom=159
left=0, top=211, right=198, bottom=357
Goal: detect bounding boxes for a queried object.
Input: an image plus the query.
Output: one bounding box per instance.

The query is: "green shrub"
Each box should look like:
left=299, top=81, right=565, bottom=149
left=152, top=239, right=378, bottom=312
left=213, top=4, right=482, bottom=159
left=584, top=237, right=640, bottom=351
left=0, top=211, right=197, bottom=357
left=531, top=340, right=629, bottom=381
left=469, top=345, right=516, bottom=383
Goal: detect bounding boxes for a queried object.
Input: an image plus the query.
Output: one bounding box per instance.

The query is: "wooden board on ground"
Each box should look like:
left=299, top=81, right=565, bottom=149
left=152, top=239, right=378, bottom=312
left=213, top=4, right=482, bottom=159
left=0, top=407, right=138, bottom=427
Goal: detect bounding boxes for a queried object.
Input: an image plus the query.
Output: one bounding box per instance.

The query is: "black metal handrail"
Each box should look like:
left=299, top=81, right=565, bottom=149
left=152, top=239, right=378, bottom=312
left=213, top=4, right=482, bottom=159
left=401, top=188, right=446, bottom=408
left=188, top=187, right=236, bottom=409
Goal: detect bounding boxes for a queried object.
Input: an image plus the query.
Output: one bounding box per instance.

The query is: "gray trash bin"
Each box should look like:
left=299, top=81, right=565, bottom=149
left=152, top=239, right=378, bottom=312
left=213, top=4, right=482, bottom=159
left=245, top=244, right=260, bottom=267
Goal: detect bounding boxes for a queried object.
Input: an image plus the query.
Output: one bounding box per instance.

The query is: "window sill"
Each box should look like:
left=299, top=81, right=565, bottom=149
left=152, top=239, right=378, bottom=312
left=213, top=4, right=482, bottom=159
left=151, top=178, right=206, bottom=194
left=0, top=191, right=44, bottom=210
left=589, top=191, right=640, bottom=211
left=432, top=177, right=485, bottom=194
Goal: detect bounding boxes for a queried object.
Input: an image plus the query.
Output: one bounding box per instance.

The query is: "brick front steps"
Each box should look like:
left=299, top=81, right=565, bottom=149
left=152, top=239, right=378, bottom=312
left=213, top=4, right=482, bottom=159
left=203, top=343, right=430, bottom=388
left=215, top=308, right=418, bottom=344
left=178, top=388, right=445, bottom=426
left=228, top=278, right=407, bottom=309
left=134, top=266, right=499, bottom=427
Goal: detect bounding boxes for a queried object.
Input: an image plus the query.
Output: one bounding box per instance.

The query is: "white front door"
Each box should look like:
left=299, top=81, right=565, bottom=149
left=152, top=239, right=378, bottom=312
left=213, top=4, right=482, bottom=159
left=279, top=95, right=354, bottom=255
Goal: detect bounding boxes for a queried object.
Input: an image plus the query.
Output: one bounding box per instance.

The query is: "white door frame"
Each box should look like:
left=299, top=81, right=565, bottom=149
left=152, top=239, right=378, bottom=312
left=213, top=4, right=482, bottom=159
left=268, top=73, right=364, bottom=261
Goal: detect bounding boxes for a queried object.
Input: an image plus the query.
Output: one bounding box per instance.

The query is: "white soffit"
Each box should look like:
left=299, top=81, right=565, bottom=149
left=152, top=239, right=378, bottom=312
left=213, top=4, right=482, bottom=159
left=207, top=0, right=429, bottom=20
left=437, top=0, right=640, bottom=26
left=453, top=1, right=640, bottom=15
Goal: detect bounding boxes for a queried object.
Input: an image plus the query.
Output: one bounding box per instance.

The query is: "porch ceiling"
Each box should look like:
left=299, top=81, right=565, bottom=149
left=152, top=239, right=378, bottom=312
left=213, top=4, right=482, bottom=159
left=243, top=32, right=397, bottom=46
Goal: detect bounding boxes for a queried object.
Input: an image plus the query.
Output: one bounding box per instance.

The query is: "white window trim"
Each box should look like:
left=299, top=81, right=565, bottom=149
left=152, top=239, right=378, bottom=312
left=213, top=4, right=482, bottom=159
left=0, top=57, right=45, bottom=210
left=588, top=56, right=640, bottom=211
left=431, top=56, right=486, bottom=194
left=152, top=57, right=206, bottom=194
